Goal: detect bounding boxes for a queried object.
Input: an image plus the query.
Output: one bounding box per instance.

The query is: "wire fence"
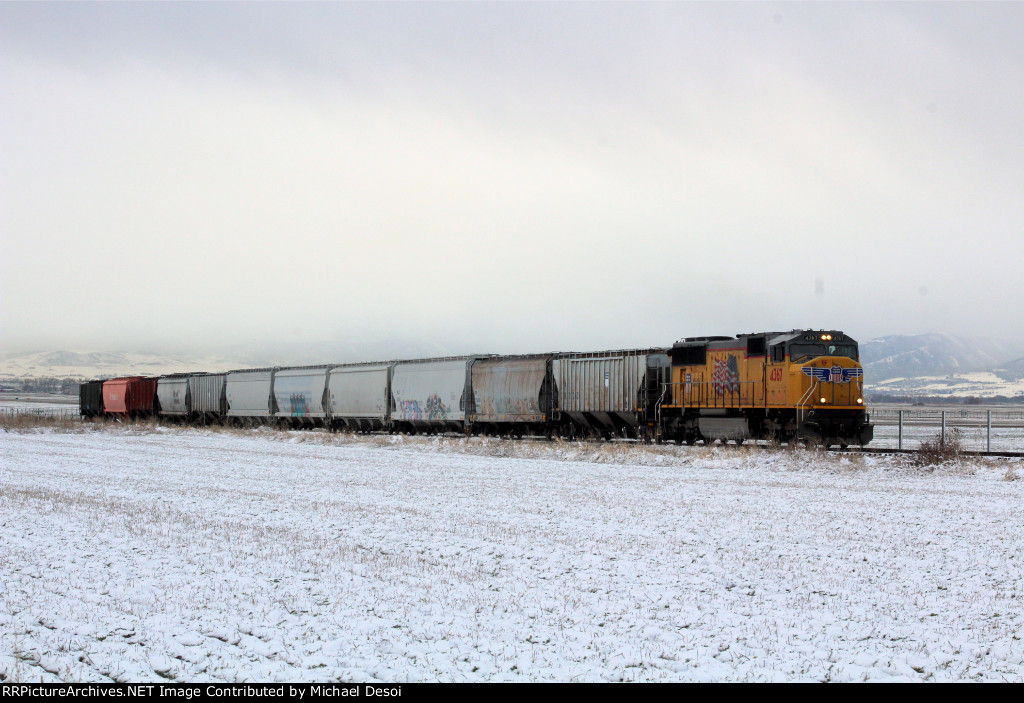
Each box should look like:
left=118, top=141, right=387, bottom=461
left=0, top=407, right=80, bottom=418
left=868, top=408, right=1024, bottom=452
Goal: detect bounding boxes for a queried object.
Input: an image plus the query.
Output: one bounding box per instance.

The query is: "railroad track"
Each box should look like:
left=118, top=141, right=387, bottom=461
left=830, top=446, right=1024, bottom=459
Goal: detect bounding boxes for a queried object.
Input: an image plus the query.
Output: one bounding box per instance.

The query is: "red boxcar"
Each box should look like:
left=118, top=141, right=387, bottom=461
left=103, top=377, right=158, bottom=418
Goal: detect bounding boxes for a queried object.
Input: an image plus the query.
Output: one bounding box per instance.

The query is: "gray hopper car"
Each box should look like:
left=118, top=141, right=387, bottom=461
left=470, top=355, right=554, bottom=437
left=326, top=363, right=392, bottom=432
left=189, top=373, right=226, bottom=423
left=390, top=357, right=486, bottom=433
left=273, top=366, right=331, bottom=427
left=551, top=349, right=670, bottom=439
left=225, top=368, right=276, bottom=422
left=157, top=374, right=192, bottom=416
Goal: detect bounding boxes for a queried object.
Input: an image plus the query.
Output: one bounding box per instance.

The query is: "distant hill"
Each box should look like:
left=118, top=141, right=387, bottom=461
left=0, top=339, right=455, bottom=381
left=993, top=357, right=1024, bottom=383
left=860, top=334, right=1024, bottom=380
left=0, top=350, right=252, bottom=381
left=861, top=334, right=1024, bottom=400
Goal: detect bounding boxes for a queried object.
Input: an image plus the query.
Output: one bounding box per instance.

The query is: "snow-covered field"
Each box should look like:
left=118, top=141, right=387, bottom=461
left=0, top=394, right=77, bottom=412
left=2, top=427, right=1023, bottom=682
left=872, top=372, right=1024, bottom=399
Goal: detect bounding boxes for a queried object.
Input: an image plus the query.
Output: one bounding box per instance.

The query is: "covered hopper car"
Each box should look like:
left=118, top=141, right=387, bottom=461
left=79, top=380, right=104, bottom=417
left=102, top=376, right=157, bottom=419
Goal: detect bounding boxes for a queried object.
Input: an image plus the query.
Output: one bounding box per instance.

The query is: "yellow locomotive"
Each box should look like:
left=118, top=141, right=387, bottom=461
left=658, top=330, right=871, bottom=447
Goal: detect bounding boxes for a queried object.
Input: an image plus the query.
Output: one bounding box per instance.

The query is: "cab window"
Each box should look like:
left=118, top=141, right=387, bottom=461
left=790, top=343, right=858, bottom=362
left=828, top=344, right=858, bottom=360
left=790, top=344, right=825, bottom=362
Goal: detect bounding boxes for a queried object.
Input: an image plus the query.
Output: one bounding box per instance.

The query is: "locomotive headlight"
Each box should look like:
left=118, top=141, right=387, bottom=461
left=820, top=397, right=827, bottom=403
left=857, top=398, right=864, bottom=404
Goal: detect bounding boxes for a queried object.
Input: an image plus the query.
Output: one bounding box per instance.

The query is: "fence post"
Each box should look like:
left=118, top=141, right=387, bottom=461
left=941, top=411, right=946, bottom=449
left=987, top=410, right=992, bottom=453
left=898, top=410, right=903, bottom=450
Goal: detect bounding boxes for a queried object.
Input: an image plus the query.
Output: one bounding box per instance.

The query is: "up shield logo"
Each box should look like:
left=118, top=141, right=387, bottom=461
left=802, top=366, right=864, bottom=383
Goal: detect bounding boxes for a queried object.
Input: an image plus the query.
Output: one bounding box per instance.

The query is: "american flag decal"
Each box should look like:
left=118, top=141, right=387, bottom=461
left=802, top=366, right=863, bottom=383
left=713, top=355, right=740, bottom=394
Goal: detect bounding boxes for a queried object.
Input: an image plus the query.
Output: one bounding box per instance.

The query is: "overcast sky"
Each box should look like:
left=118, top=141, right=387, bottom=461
left=2, top=1, right=1022, bottom=356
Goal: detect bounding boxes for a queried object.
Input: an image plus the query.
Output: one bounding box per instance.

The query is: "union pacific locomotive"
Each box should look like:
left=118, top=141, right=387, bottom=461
left=79, top=329, right=872, bottom=447
left=657, top=330, right=871, bottom=446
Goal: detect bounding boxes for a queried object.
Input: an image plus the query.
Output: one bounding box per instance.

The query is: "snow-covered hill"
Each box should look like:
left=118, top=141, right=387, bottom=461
left=870, top=372, right=1024, bottom=399
left=0, top=340, right=453, bottom=381
left=860, top=334, right=1024, bottom=398
left=861, top=334, right=1024, bottom=380
left=0, top=351, right=252, bottom=381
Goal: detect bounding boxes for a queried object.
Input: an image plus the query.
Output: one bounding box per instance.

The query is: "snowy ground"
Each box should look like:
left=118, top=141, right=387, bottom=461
left=2, top=426, right=1023, bottom=682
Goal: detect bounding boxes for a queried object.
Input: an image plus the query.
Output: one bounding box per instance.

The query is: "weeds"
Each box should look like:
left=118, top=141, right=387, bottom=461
left=914, top=428, right=966, bottom=468
left=0, top=412, right=86, bottom=433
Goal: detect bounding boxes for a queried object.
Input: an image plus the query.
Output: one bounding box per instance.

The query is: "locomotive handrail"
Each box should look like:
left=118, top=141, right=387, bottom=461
left=797, top=380, right=818, bottom=425
left=660, top=381, right=762, bottom=409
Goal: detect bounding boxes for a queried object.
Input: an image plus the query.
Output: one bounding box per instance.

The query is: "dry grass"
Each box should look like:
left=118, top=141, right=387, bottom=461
left=0, top=413, right=167, bottom=435
left=914, top=428, right=967, bottom=468
left=0, top=412, right=87, bottom=433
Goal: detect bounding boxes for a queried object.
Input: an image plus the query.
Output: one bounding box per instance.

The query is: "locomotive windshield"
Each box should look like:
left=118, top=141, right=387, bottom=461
left=790, top=343, right=859, bottom=362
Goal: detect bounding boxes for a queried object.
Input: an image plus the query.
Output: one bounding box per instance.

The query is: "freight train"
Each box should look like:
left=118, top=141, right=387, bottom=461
left=78, top=329, right=873, bottom=446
